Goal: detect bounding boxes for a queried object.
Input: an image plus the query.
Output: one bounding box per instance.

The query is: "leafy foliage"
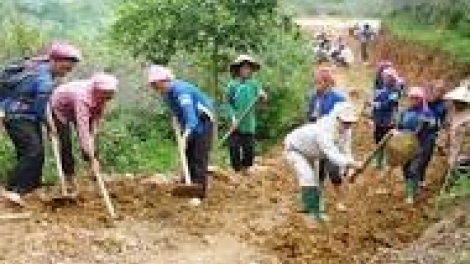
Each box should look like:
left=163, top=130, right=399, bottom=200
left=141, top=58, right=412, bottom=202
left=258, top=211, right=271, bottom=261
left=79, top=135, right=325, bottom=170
left=389, top=0, right=470, bottom=37
left=0, top=0, right=314, bottom=180
left=112, top=0, right=279, bottom=63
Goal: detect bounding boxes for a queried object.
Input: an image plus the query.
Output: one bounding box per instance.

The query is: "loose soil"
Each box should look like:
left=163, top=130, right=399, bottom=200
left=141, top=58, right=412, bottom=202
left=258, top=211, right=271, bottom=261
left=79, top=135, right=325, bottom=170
left=0, top=17, right=457, bottom=264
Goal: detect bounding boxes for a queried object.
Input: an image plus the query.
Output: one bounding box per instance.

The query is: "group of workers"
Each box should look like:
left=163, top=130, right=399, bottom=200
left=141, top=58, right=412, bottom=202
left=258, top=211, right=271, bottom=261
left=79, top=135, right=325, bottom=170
left=0, top=41, right=265, bottom=207
left=285, top=59, right=470, bottom=223
left=0, top=39, right=468, bottom=226
left=313, top=22, right=376, bottom=67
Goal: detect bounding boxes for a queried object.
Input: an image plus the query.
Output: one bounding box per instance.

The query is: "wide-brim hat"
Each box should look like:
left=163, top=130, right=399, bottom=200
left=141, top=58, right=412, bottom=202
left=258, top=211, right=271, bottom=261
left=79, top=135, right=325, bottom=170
left=444, top=85, right=470, bottom=103
left=229, top=55, right=261, bottom=72
left=335, top=102, right=359, bottom=123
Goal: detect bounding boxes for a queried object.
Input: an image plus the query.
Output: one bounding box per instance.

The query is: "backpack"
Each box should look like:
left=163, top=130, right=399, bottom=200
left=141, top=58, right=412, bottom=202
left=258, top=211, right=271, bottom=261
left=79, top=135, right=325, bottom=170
left=0, top=58, right=42, bottom=103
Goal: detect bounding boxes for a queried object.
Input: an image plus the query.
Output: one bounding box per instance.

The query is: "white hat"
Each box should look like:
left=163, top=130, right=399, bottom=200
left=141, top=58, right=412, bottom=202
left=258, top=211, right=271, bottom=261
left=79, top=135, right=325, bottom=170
left=444, top=85, right=470, bottom=103
left=335, top=102, right=359, bottom=123
left=229, top=55, right=261, bottom=71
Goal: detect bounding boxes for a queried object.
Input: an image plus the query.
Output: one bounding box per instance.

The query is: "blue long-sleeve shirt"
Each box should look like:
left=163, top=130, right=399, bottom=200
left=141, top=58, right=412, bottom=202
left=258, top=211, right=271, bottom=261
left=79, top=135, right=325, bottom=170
left=307, top=89, right=346, bottom=122
left=372, top=85, right=401, bottom=127
left=4, top=63, right=55, bottom=122
left=164, top=80, right=213, bottom=135
left=397, top=105, right=436, bottom=145
left=428, top=100, right=447, bottom=139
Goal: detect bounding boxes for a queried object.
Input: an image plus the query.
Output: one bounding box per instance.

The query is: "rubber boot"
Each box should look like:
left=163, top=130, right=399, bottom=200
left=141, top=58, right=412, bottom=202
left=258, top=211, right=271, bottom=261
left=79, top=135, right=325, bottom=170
left=304, top=186, right=323, bottom=221
left=301, top=187, right=311, bottom=213
left=374, top=149, right=385, bottom=171
left=405, top=179, right=418, bottom=204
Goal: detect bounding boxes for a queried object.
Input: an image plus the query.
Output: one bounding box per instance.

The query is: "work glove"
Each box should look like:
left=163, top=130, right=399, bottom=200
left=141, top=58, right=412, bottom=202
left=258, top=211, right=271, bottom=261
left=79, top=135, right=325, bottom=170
left=230, top=117, right=238, bottom=132
left=347, top=161, right=363, bottom=183
left=390, top=129, right=401, bottom=136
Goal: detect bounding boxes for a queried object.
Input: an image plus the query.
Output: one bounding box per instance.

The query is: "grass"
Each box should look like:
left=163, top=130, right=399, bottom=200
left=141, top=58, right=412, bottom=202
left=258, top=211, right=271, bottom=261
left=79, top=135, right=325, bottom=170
left=386, top=16, right=470, bottom=63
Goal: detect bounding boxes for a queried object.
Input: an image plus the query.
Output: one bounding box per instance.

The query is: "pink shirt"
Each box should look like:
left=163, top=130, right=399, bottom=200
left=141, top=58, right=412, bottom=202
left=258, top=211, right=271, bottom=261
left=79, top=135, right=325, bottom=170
left=51, top=80, right=106, bottom=155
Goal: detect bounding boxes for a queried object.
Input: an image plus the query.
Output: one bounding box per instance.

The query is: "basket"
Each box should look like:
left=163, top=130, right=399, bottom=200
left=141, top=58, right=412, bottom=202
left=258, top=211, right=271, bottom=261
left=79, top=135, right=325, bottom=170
left=385, top=132, right=419, bottom=167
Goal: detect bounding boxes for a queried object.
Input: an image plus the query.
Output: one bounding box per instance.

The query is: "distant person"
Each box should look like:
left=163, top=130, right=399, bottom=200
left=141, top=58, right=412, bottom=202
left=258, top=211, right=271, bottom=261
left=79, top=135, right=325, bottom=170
left=331, top=43, right=355, bottom=67
left=49, top=73, right=118, bottom=194
left=225, top=55, right=267, bottom=175
left=357, top=23, right=375, bottom=62
left=1, top=42, right=80, bottom=206
left=147, top=65, right=214, bottom=202
left=314, top=32, right=332, bottom=63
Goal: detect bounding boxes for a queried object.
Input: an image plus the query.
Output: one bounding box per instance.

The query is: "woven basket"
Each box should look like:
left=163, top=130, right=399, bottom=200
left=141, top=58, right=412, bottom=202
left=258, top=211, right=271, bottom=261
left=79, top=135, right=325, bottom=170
left=385, top=132, right=419, bottom=167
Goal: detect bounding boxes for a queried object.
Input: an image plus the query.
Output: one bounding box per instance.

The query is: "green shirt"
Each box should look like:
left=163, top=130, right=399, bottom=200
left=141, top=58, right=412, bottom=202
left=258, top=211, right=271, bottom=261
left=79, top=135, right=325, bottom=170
left=226, top=78, right=262, bottom=134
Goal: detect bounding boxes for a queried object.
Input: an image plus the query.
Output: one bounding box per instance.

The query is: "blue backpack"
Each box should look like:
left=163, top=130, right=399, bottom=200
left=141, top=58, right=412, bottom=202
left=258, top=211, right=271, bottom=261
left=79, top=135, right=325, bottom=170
left=0, top=58, right=43, bottom=106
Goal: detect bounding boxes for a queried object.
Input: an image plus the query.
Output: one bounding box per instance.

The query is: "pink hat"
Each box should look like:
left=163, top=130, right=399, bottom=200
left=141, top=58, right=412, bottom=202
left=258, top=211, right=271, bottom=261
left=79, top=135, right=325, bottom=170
left=48, top=41, right=81, bottom=61
left=147, top=65, right=175, bottom=83
left=315, top=67, right=335, bottom=84
left=382, top=67, right=399, bottom=80
left=408, top=86, right=425, bottom=99
left=377, top=60, right=393, bottom=70
left=91, top=73, right=118, bottom=92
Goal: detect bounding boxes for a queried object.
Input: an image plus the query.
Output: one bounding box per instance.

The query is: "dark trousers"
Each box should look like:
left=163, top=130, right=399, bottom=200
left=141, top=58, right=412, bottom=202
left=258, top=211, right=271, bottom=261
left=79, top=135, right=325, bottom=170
left=55, top=120, right=76, bottom=179
left=228, top=131, right=255, bottom=172
left=4, top=119, right=44, bottom=195
left=403, top=139, right=434, bottom=182
left=417, top=138, right=436, bottom=182
left=319, top=158, right=342, bottom=186
left=186, top=121, right=213, bottom=198
left=361, top=42, right=369, bottom=61
left=374, top=125, right=392, bottom=144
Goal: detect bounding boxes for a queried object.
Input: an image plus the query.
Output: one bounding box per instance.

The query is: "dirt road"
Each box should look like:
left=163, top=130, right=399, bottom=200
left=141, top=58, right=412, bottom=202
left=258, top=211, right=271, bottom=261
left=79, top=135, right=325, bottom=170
left=0, top=18, right=450, bottom=264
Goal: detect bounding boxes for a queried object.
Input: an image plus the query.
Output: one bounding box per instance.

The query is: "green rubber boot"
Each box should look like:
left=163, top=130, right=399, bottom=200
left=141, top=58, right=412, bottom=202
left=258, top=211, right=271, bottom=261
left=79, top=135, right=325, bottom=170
left=303, top=186, right=323, bottom=221
left=375, top=149, right=385, bottom=170
left=405, top=179, right=418, bottom=204
left=301, top=187, right=310, bottom=213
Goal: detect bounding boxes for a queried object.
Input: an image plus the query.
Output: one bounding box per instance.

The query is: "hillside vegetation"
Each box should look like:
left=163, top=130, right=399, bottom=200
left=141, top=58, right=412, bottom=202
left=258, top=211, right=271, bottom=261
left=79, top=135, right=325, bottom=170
left=386, top=0, right=470, bottom=62
left=0, top=0, right=314, bottom=181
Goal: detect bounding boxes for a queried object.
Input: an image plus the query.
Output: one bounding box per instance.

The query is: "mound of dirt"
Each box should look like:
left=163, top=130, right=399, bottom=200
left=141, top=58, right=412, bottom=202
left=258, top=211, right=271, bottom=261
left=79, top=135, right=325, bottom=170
left=370, top=203, right=470, bottom=264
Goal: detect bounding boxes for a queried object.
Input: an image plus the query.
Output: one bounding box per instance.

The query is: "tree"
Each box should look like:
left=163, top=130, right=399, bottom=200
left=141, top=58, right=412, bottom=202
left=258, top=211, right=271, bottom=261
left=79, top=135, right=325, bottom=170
left=111, top=0, right=281, bottom=97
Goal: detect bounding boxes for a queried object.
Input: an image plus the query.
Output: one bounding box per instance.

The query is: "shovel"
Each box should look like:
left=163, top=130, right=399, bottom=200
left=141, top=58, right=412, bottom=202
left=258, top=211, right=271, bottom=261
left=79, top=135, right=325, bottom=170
left=218, top=95, right=260, bottom=148
left=91, top=160, right=117, bottom=219
left=45, top=104, right=78, bottom=201
left=171, top=119, right=204, bottom=197
left=349, top=131, right=394, bottom=183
